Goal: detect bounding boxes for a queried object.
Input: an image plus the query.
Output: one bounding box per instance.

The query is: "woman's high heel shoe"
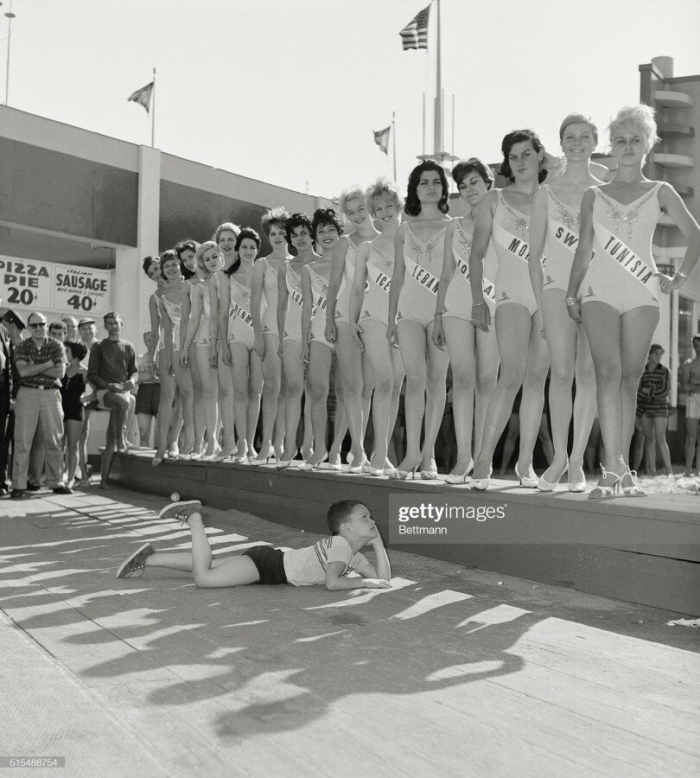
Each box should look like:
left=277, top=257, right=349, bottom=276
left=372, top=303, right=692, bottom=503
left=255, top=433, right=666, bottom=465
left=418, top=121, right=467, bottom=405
left=619, top=469, right=646, bottom=497
left=568, top=464, right=587, bottom=493
left=515, top=462, right=539, bottom=488
left=421, top=459, right=439, bottom=481
left=469, top=465, right=493, bottom=491
left=349, top=454, right=368, bottom=474
left=301, top=452, right=328, bottom=471
left=537, top=459, right=569, bottom=492
left=252, top=445, right=275, bottom=465
left=390, top=456, right=422, bottom=481
left=588, top=465, right=621, bottom=499
left=276, top=449, right=299, bottom=470
left=445, top=459, right=474, bottom=485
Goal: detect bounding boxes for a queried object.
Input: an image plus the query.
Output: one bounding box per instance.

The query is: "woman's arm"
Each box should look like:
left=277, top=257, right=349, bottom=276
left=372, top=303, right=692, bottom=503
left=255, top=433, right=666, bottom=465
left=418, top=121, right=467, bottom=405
left=657, top=183, right=700, bottom=293
left=179, top=280, right=192, bottom=353
left=300, top=265, right=313, bottom=364
left=387, top=226, right=406, bottom=348
left=469, top=190, right=497, bottom=332
left=207, top=275, right=220, bottom=368
left=182, top=284, right=204, bottom=354
left=528, top=188, right=548, bottom=317
left=218, top=275, right=232, bottom=366
left=277, top=264, right=289, bottom=348
left=565, top=188, right=596, bottom=323
left=325, top=237, right=348, bottom=344
left=349, top=243, right=370, bottom=349
left=251, top=259, right=266, bottom=359
left=160, top=297, right=174, bottom=374
left=432, top=220, right=457, bottom=350
left=147, top=294, right=160, bottom=365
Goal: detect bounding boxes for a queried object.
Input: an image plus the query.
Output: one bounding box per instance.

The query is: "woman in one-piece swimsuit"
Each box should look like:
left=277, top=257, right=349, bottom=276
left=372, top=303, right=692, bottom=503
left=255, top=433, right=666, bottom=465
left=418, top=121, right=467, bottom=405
left=433, top=158, right=499, bottom=484
left=567, top=104, right=700, bottom=497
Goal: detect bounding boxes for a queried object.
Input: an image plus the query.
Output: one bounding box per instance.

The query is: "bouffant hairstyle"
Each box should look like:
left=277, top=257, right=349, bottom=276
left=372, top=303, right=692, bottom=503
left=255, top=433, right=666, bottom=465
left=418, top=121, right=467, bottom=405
left=559, top=113, right=599, bottom=145
left=214, top=222, right=241, bottom=244
left=195, top=240, right=221, bottom=277
left=159, top=249, right=180, bottom=280
left=261, top=207, right=290, bottom=237
left=235, top=227, right=261, bottom=253
left=327, top=500, right=365, bottom=535
left=451, top=158, right=494, bottom=191
left=404, top=161, right=450, bottom=217
left=285, top=213, right=314, bottom=246
left=338, top=186, right=366, bottom=216
left=609, top=105, right=659, bottom=153
left=499, top=129, right=548, bottom=184
left=311, top=208, right=344, bottom=240
left=365, top=177, right=404, bottom=216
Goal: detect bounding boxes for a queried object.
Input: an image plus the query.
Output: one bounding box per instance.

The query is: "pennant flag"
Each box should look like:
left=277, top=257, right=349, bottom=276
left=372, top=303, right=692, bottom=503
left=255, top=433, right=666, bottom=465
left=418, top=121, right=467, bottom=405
left=128, top=81, right=154, bottom=114
left=373, top=126, right=391, bottom=155
left=400, top=5, right=430, bottom=50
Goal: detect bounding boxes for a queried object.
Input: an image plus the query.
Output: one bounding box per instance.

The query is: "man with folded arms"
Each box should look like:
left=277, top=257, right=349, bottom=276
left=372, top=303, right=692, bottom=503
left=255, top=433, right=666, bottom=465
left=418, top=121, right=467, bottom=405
left=12, top=311, right=70, bottom=498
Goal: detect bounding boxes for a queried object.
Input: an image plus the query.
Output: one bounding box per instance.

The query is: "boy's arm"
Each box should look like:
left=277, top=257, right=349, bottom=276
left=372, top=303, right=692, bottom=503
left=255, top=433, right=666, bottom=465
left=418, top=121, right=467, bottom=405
left=356, top=537, right=391, bottom=581
left=325, top=561, right=390, bottom=590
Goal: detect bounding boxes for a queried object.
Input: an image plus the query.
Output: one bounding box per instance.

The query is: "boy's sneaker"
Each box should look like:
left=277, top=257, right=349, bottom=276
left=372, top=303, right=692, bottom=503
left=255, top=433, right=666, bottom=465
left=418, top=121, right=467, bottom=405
left=116, top=543, right=155, bottom=579
left=159, top=499, right=202, bottom=523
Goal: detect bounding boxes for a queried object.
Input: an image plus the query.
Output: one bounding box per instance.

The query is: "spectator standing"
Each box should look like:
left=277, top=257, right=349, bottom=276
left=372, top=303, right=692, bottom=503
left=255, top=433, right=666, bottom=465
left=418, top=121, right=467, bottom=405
left=681, top=335, right=700, bottom=476
left=62, top=316, right=79, bottom=342
left=0, top=301, right=14, bottom=496
left=87, top=312, right=137, bottom=488
left=135, top=331, right=160, bottom=448
left=77, top=317, right=99, bottom=480
left=635, top=344, right=673, bottom=476
left=0, top=310, right=25, bottom=494
left=61, top=340, right=89, bottom=489
left=11, top=311, right=70, bottom=498
left=49, top=321, right=67, bottom=342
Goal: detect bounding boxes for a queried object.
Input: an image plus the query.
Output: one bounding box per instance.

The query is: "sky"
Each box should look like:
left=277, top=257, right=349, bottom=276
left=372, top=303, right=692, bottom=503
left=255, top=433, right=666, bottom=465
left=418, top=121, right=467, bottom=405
left=3, top=0, right=700, bottom=201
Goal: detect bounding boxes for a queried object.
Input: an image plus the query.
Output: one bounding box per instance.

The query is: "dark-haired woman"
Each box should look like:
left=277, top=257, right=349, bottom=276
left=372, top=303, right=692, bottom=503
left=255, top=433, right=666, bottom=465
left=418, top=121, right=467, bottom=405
left=300, top=209, right=343, bottom=469
left=529, top=115, right=602, bottom=492
left=277, top=214, right=318, bottom=468
left=350, top=179, right=405, bottom=477
left=470, top=130, right=550, bottom=490
left=433, top=158, right=499, bottom=483
left=153, top=250, right=195, bottom=466
left=176, top=239, right=206, bottom=459
left=219, top=228, right=263, bottom=462
left=61, top=340, right=89, bottom=489
left=251, top=208, right=291, bottom=463
left=325, top=187, right=380, bottom=471
left=208, top=222, right=240, bottom=460
left=387, top=161, right=451, bottom=479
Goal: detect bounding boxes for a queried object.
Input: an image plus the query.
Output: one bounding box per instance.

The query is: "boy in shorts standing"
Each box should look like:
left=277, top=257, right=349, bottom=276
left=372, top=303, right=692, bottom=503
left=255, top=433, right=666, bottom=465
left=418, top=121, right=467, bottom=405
left=682, top=335, right=700, bottom=476
left=117, top=499, right=391, bottom=591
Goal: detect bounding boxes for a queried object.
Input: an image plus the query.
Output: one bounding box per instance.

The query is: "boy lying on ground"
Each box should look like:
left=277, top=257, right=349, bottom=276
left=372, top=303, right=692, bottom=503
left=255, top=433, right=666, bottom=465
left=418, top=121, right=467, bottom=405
left=116, top=499, right=392, bottom=590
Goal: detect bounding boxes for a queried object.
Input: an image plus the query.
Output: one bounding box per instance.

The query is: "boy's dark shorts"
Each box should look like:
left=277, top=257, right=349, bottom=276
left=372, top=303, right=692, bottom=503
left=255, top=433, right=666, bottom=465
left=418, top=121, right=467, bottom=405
left=243, top=546, right=288, bottom=585
left=135, top=383, right=161, bottom=416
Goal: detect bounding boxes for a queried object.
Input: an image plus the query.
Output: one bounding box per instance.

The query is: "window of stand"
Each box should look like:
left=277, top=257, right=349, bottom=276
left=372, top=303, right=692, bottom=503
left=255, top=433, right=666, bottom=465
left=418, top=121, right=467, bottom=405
left=677, top=294, right=698, bottom=407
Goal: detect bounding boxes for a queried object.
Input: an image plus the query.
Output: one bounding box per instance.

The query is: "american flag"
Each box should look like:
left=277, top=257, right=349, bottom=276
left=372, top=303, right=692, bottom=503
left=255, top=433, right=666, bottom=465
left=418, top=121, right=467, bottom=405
left=399, top=5, right=430, bottom=51
left=127, top=81, right=154, bottom=114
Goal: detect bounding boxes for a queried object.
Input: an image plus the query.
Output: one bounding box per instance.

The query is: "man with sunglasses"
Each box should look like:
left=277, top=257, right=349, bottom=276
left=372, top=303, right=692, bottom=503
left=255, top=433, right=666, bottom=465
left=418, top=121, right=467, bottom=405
left=11, top=311, right=71, bottom=498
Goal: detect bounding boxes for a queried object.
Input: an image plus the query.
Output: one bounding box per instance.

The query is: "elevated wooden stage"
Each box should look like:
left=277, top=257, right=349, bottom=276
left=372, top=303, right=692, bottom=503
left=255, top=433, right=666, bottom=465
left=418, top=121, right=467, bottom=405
left=112, top=451, right=700, bottom=615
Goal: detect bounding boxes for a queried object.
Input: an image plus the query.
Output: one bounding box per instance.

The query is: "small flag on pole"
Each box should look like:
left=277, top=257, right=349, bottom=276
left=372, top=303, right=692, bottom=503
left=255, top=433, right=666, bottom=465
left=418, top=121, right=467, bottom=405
left=373, top=126, right=391, bottom=155
left=128, top=81, right=154, bottom=114
left=400, top=5, right=430, bottom=51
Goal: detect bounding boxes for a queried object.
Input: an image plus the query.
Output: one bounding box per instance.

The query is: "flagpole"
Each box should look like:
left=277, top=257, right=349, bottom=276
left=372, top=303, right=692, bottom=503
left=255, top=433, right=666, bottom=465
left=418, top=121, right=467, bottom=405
left=151, top=68, right=156, bottom=147
left=390, top=113, right=395, bottom=181
left=433, top=0, right=442, bottom=157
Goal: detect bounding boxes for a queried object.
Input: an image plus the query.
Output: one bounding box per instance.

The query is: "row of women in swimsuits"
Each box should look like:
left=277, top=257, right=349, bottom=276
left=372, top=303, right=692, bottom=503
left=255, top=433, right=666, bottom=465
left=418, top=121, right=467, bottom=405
left=148, top=103, right=700, bottom=498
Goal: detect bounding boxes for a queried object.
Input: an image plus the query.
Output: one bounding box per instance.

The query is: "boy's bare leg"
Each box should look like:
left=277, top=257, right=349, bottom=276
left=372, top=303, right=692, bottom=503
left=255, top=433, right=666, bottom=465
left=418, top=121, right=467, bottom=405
left=187, top=511, right=259, bottom=588
left=146, top=551, right=233, bottom=572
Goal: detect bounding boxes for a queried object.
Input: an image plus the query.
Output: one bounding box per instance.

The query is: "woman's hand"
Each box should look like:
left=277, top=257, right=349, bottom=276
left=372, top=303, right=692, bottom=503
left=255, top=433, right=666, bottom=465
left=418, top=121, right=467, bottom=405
left=657, top=271, right=684, bottom=295
left=179, top=350, right=189, bottom=368
left=471, top=302, right=490, bottom=332
left=300, top=343, right=310, bottom=368
left=325, top=317, right=337, bottom=345
left=221, top=343, right=232, bottom=366
left=351, top=322, right=364, bottom=351
left=253, top=334, right=265, bottom=360
left=386, top=321, right=399, bottom=350
left=208, top=344, right=218, bottom=368
left=431, top=316, right=446, bottom=350
left=566, top=300, right=582, bottom=324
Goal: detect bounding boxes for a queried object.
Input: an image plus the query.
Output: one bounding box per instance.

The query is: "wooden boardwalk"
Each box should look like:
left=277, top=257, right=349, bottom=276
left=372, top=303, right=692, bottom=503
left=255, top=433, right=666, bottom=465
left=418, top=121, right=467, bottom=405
left=1, top=486, right=699, bottom=777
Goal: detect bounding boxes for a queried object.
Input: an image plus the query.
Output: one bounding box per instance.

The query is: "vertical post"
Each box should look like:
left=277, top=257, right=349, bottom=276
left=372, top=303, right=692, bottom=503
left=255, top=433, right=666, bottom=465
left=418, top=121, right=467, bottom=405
left=392, top=112, right=397, bottom=181
left=151, top=68, right=157, bottom=148
left=433, top=0, right=442, bottom=156
left=5, top=0, right=14, bottom=106
left=452, top=93, right=455, bottom=160
left=422, top=93, right=426, bottom=156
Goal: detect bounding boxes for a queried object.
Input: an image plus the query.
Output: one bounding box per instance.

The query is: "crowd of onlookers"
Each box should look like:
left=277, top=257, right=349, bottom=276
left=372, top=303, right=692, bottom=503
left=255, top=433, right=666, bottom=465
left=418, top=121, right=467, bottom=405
left=0, top=303, right=137, bottom=497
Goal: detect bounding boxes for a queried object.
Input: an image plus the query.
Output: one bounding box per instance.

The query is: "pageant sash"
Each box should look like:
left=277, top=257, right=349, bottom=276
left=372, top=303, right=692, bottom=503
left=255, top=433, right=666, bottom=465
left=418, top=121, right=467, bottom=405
left=596, top=223, right=656, bottom=288
left=404, top=255, right=440, bottom=295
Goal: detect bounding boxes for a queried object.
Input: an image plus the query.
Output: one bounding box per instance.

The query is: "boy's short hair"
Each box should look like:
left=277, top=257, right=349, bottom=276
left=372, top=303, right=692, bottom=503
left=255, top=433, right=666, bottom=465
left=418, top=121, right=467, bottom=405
left=327, top=500, right=364, bottom=535
left=49, top=320, right=67, bottom=333
left=103, top=311, right=123, bottom=325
